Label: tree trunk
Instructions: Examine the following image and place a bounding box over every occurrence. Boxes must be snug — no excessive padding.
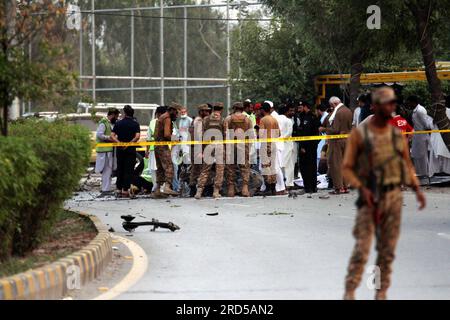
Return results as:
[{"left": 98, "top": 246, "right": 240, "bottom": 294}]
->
[
  {"left": 349, "top": 52, "right": 364, "bottom": 111},
  {"left": 410, "top": 1, "right": 450, "bottom": 151},
  {"left": 1, "top": 0, "right": 17, "bottom": 136}
]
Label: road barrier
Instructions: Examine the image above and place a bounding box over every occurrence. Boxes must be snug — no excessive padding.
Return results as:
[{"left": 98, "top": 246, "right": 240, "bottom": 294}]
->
[{"left": 96, "top": 129, "right": 450, "bottom": 148}]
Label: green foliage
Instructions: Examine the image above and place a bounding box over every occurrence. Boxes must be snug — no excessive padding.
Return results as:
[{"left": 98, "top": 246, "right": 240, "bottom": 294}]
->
[
  {"left": 402, "top": 81, "right": 450, "bottom": 108},
  {"left": 0, "top": 1, "right": 78, "bottom": 135},
  {"left": 231, "top": 17, "right": 319, "bottom": 103},
  {"left": 2, "top": 120, "right": 91, "bottom": 257},
  {"left": 0, "top": 137, "right": 44, "bottom": 261}
]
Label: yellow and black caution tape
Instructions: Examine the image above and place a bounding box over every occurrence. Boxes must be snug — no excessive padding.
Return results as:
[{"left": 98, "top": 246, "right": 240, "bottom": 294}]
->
[{"left": 96, "top": 129, "right": 450, "bottom": 148}]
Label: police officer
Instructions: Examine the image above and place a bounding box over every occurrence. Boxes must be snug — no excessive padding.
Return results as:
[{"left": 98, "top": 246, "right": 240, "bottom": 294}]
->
[
  {"left": 297, "top": 102, "right": 321, "bottom": 195},
  {"left": 225, "top": 102, "right": 253, "bottom": 197},
  {"left": 195, "top": 103, "right": 225, "bottom": 199}
]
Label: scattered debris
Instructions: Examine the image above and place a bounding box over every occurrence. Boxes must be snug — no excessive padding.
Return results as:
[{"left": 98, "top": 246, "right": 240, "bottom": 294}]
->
[
  {"left": 108, "top": 227, "right": 115, "bottom": 233},
  {"left": 170, "top": 205, "right": 182, "bottom": 208},
  {"left": 97, "top": 287, "right": 109, "bottom": 292},
  {"left": 264, "top": 211, "right": 292, "bottom": 216},
  {"left": 206, "top": 212, "right": 219, "bottom": 216},
  {"left": 319, "top": 195, "right": 330, "bottom": 200},
  {"left": 121, "top": 215, "right": 180, "bottom": 232},
  {"left": 289, "top": 190, "right": 306, "bottom": 198},
  {"left": 112, "top": 246, "right": 119, "bottom": 251}
]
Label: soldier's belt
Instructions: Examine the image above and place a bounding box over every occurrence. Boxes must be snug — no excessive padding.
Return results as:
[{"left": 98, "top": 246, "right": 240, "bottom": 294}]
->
[{"left": 97, "top": 129, "right": 450, "bottom": 148}]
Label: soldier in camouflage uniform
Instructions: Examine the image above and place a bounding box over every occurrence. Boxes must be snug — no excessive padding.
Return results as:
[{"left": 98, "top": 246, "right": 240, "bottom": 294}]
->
[
  {"left": 153, "top": 104, "right": 180, "bottom": 197},
  {"left": 189, "top": 104, "right": 211, "bottom": 197},
  {"left": 342, "top": 87, "right": 426, "bottom": 300},
  {"left": 195, "top": 103, "right": 225, "bottom": 199},
  {"left": 224, "top": 102, "right": 253, "bottom": 197}
]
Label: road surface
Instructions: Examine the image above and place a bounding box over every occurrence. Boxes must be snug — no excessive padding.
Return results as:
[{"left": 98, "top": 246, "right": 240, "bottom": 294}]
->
[{"left": 67, "top": 189, "right": 450, "bottom": 300}]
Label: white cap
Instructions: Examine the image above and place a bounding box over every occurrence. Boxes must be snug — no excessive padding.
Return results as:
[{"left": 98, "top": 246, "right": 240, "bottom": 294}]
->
[
  {"left": 245, "top": 99, "right": 251, "bottom": 103},
  {"left": 264, "top": 100, "right": 274, "bottom": 108}
]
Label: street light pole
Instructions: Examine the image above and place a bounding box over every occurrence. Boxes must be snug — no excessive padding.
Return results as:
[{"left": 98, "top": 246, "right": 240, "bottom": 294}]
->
[
  {"left": 160, "top": 0, "right": 165, "bottom": 106},
  {"left": 91, "top": 0, "right": 96, "bottom": 102}
]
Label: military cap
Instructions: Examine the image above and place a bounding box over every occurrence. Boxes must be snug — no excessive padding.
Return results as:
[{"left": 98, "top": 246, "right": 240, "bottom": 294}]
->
[
  {"left": 212, "top": 102, "right": 224, "bottom": 110},
  {"left": 372, "top": 87, "right": 397, "bottom": 105},
  {"left": 168, "top": 102, "right": 183, "bottom": 111},
  {"left": 197, "top": 104, "right": 211, "bottom": 111}
]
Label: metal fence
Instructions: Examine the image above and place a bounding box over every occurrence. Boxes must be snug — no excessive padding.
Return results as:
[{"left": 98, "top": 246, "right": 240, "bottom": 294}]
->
[{"left": 75, "top": 1, "right": 263, "bottom": 112}]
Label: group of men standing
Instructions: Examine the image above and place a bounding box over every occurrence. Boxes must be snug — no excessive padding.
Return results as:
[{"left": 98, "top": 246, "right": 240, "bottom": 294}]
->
[{"left": 94, "top": 87, "right": 434, "bottom": 300}]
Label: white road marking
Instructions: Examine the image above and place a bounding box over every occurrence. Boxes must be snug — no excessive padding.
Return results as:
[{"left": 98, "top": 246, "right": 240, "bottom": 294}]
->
[
  {"left": 93, "top": 235, "right": 148, "bottom": 300},
  {"left": 437, "top": 233, "right": 450, "bottom": 240}
]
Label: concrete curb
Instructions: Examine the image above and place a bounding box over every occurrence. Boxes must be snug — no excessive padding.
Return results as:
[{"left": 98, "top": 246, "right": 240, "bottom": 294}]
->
[{"left": 0, "top": 212, "right": 112, "bottom": 300}]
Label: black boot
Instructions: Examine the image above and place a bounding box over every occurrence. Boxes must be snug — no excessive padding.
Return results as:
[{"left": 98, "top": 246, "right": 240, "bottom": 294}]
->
[{"left": 189, "top": 185, "right": 197, "bottom": 198}]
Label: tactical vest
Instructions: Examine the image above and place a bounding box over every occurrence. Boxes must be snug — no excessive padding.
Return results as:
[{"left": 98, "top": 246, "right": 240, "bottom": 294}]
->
[
  {"left": 148, "top": 118, "right": 157, "bottom": 151},
  {"left": 356, "top": 122, "right": 411, "bottom": 189},
  {"left": 155, "top": 112, "right": 172, "bottom": 142},
  {"left": 229, "top": 113, "right": 249, "bottom": 132},
  {"left": 141, "top": 158, "right": 152, "bottom": 183},
  {"left": 204, "top": 113, "right": 224, "bottom": 132},
  {"left": 96, "top": 118, "right": 113, "bottom": 153}
]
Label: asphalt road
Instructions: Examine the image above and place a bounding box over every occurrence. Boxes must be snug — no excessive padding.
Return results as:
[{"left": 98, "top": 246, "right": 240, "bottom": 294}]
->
[{"left": 67, "top": 189, "right": 450, "bottom": 300}]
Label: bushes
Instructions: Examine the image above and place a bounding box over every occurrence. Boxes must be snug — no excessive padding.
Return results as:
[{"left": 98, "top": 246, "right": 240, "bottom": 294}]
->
[
  {"left": 0, "top": 137, "right": 44, "bottom": 261},
  {"left": 0, "top": 120, "right": 91, "bottom": 260}
]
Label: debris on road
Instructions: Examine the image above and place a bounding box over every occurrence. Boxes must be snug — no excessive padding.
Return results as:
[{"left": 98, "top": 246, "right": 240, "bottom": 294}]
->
[
  {"left": 288, "top": 190, "right": 306, "bottom": 198},
  {"left": 206, "top": 212, "right": 219, "bottom": 216},
  {"left": 121, "top": 215, "right": 180, "bottom": 232}
]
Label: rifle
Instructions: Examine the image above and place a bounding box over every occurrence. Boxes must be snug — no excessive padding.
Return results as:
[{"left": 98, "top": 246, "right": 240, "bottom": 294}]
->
[{"left": 121, "top": 215, "right": 180, "bottom": 232}]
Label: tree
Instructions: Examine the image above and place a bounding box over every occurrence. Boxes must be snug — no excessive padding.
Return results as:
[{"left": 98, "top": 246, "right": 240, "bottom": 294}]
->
[
  {"left": 0, "top": 0, "right": 77, "bottom": 136},
  {"left": 405, "top": 0, "right": 450, "bottom": 150},
  {"left": 230, "top": 16, "right": 320, "bottom": 103},
  {"left": 262, "top": 0, "right": 411, "bottom": 110}
]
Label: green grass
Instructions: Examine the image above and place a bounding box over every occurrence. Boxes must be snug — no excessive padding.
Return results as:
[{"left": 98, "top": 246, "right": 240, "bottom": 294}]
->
[{"left": 0, "top": 210, "right": 97, "bottom": 278}]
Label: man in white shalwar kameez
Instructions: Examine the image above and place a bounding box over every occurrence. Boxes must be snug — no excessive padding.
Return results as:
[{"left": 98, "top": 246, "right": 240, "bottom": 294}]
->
[
  {"left": 95, "top": 109, "right": 120, "bottom": 196},
  {"left": 428, "top": 108, "right": 450, "bottom": 177},
  {"left": 278, "top": 106, "right": 296, "bottom": 188},
  {"left": 268, "top": 101, "right": 286, "bottom": 194},
  {"left": 407, "top": 96, "right": 431, "bottom": 177}
]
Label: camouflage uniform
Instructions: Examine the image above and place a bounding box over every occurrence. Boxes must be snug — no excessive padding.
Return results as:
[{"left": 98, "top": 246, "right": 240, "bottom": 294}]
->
[
  {"left": 196, "top": 109, "right": 225, "bottom": 198},
  {"left": 345, "top": 189, "right": 403, "bottom": 294},
  {"left": 155, "top": 112, "right": 175, "bottom": 187},
  {"left": 189, "top": 115, "right": 205, "bottom": 187},
  {"left": 225, "top": 112, "right": 253, "bottom": 197},
  {"left": 343, "top": 119, "right": 420, "bottom": 299}
]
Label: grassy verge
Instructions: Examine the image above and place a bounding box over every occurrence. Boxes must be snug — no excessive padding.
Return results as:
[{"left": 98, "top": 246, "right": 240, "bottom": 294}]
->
[{"left": 0, "top": 210, "right": 97, "bottom": 278}]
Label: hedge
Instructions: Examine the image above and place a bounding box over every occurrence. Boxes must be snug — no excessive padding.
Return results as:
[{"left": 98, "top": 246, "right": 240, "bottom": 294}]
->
[
  {"left": 0, "top": 137, "right": 44, "bottom": 261},
  {"left": 0, "top": 120, "right": 91, "bottom": 260}
]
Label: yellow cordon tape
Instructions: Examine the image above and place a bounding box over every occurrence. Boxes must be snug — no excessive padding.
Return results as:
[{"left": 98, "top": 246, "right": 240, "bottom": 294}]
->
[{"left": 96, "top": 129, "right": 450, "bottom": 148}]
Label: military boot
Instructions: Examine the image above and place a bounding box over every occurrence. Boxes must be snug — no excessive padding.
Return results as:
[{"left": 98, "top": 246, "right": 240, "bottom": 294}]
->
[
  {"left": 163, "top": 183, "right": 179, "bottom": 196},
  {"left": 227, "top": 185, "right": 235, "bottom": 198},
  {"left": 241, "top": 184, "right": 250, "bottom": 197},
  {"left": 213, "top": 187, "right": 222, "bottom": 199},
  {"left": 343, "top": 291, "right": 355, "bottom": 300},
  {"left": 375, "top": 290, "right": 387, "bottom": 300},
  {"left": 195, "top": 188, "right": 204, "bottom": 200},
  {"left": 189, "top": 185, "right": 197, "bottom": 198},
  {"left": 150, "top": 188, "right": 168, "bottom": 199}
]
